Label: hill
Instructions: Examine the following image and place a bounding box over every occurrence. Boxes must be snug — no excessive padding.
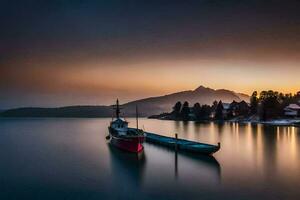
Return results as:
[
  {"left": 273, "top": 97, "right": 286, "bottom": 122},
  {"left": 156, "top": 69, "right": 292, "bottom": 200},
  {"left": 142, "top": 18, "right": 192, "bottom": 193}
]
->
[
  {"left": 121, "top": 86, "right": 249, "bottom": 116},
  {"left": 0, "top": 86, "right": 249, "bottom": 118},
  {"left": 0, "top": 106, "right": 112, "bottom": 118}
]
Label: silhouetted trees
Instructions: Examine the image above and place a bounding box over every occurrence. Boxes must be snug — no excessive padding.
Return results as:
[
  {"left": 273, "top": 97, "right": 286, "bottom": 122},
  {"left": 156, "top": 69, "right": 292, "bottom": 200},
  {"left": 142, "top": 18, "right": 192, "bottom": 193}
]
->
[
  {"left": 193, "top": 103, "right": 201, "bottom": 119},
  {"left": 167, "top": 89, "right": 300, "bottom": 121},
  {"left": 172, "top": 101, "right": 182, "bottom": 118},
  {"left": 250, "top": 91, "right": 258, "bottom": 115},
  {"left": 248, "top": 90, "right": 300, "bottom": 120},
  {"left": 215, "top": 101, "right": 224, "bottom": 120},
  {"left": 170, "top": 101, "right": 191, "bottom": 120},
  {"left": 244, "top": 90, "right": 300, "bottom": 120},
  {"left": 193, "top": 103, "right": 212, "bottom": 120},
  {"left": 238, "top": 101, "right": 250, "bottom": 116},
  {"left": 200, "top": 105, "right": 212, "bottom": 120},
  {"left": 258, "top": 90, "right": 281, "bottom": 120},
  {"left": 212, "top": 100, "right": 218, "bottom": 111},
  {"left": 180, "top": 101, "right": 190, "bottom": 121}
]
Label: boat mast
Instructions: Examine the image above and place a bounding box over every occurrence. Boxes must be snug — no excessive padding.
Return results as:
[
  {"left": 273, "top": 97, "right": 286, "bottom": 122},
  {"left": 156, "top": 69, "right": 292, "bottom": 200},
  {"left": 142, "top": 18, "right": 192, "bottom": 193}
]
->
[
  {"left": 136, "top": 105, "right": 139, "bottom": 129},
  {"left": 115, "top": 99, "right": 120, "bottom": 119}
]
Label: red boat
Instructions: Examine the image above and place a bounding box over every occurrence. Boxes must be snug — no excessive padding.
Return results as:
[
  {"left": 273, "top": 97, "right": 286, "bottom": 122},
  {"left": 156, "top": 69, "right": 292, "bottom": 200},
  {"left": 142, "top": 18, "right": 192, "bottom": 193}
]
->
[{"left": 108, "top": 99, "right": 145, "bottom": 153}]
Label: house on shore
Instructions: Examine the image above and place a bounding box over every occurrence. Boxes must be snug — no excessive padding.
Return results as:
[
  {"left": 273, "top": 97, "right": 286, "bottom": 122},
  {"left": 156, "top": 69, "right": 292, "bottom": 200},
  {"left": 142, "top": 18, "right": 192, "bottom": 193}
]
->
[
  {"left": 284, "top": 103, "right": 300, "bottom": 118},
  {"left": 222, "top": 103, "right": 231, "bottom": 118},
  {"left": 222, "top": 101, "right": 250, "bottom": 118}
]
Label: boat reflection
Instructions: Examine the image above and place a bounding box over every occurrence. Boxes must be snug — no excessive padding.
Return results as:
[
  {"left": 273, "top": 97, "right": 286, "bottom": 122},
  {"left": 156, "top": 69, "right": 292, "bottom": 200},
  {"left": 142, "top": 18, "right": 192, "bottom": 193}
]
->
[
  {"left": 108, "top": 140, "right": 221, "bottom": 190},
  {"left": 146, "top": 143, "right": 221, "bottom": 184},
  {"left": 175, "top": 151, "right": 221, "bottom": 183},
  {"left": 108, "top": 144, "right": 146, "bottom": 188}
]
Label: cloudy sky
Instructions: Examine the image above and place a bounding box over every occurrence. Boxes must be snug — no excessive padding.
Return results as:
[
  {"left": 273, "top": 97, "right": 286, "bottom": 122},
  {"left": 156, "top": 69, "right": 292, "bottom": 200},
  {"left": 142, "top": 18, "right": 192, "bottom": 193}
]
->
[{"left": 1, "top": 0, "right": 300, "bottom": 108}]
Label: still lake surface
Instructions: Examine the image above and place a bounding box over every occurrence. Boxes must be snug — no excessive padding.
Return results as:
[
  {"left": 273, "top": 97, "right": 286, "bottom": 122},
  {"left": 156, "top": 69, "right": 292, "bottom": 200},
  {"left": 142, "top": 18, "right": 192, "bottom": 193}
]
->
[{"left": 0, "top": 118, "right": 300, "bottom": 200}]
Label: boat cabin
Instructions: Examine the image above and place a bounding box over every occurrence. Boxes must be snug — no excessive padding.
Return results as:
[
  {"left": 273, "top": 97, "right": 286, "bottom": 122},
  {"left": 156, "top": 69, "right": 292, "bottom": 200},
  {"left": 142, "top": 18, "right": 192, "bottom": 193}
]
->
[{"left": 110, "top": 118, "right": 128, "bottom": 135}]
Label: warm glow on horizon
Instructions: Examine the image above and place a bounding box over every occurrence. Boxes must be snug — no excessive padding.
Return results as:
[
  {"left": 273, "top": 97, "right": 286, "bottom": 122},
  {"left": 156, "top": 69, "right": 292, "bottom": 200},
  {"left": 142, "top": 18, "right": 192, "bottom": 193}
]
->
[
  {"left": 1, "top": 57, "right": 299, "bottom": 108},
  {"left": 1, "top": 0, "right": 300, "bottom": 108}
]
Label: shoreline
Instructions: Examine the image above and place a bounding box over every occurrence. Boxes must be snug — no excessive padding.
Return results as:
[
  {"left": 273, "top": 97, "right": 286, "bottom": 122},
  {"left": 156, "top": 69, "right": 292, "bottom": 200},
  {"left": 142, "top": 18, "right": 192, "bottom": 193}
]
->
[
  {"left": 148, "top": 117, "right": 300, "bottom": 127},
  {"left": 1, "top": 116, "right": 299, "bottom": 127}
]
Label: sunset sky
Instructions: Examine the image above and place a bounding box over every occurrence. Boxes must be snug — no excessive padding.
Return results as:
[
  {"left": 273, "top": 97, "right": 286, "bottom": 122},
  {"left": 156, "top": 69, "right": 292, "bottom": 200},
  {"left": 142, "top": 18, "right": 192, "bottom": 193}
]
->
[{"left": 1, "top": 0, "right": 300, "bottom": 108}]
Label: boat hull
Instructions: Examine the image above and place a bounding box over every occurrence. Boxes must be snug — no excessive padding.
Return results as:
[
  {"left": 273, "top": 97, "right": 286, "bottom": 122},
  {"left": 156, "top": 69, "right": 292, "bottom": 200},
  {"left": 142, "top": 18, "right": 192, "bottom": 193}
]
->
[
  {"left": 145, "top": 132, "right": 220, "bottom": 155},
  {"left": 108, "top": 127, "right": 145, "bottom": 153},
  {"left": 110, "top": 135, "right": 144, "bottom": 153}
]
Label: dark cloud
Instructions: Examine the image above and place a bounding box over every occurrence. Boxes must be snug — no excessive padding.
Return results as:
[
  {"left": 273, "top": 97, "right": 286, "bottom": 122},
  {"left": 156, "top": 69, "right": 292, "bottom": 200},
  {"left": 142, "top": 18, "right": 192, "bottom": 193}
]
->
[{"left": 1, "top": 0, "right": 300, "bottom": 63}]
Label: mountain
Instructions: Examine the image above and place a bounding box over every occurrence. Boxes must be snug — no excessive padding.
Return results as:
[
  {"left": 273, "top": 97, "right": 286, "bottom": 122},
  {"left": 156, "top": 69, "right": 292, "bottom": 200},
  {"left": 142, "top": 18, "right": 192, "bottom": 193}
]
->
[
  {"left": 122, "top": 86, "right": 249, "bottom": 116},
  {"left": 236, "top": 93, "right": 251, "bottom": 102},
  {"left": 0, "top": 86, "right": 249, "bottom": 118}
]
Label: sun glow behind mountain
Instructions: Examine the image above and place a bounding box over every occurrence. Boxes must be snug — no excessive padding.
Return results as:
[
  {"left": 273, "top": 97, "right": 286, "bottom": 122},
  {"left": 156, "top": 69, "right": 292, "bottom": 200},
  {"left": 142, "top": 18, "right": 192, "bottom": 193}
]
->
[{"left": 1, "top": 0, "right": 300, "bottom": 108}]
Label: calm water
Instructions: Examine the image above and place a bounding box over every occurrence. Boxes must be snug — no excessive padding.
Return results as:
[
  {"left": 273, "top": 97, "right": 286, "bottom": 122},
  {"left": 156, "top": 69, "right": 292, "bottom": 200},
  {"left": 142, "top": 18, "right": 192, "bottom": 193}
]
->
[{"left": 0, "top": 118, "right": 300, "bottom": 200}]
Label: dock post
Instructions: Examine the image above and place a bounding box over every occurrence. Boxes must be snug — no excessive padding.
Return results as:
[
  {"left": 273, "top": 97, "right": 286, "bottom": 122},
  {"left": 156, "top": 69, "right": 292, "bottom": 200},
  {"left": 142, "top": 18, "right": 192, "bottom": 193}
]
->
[
  {"left": 175, "top": 133, "right": 178, "bottom": 151},
  {"left": 175, "top": 146, "right": 178, "bottom": 179}
]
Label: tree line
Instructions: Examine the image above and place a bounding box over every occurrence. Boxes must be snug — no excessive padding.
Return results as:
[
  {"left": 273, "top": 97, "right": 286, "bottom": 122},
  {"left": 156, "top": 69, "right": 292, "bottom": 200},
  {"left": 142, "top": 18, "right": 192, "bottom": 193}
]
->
[
  {"left": 250, "top": 90, "right": 300, "bottom": 121},
  {"left": 171, "top": 100, "right": 245, "bottom": 121},
  {"left": 172, "top": 101, "right": 214, "bottom": 121},
  {"left": 169, "top": 90, "right": 300, "bottom": 121}
]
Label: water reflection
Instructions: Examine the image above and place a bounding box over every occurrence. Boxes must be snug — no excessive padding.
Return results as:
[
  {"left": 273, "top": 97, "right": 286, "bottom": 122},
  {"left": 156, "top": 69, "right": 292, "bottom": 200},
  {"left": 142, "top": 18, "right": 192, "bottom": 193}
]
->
[
  {"left": 108, "top": 144, "right": 146, "bottom": 188},
  {"left": 182, "top": 121, "right": 189, "bottom": 136},
  {"left": 1, "top": 118, "right": 300, "bottom": 200},
  {"left": 177, "top": 151, "right": 221, "bottom": 184},
  {"left": 215, "top": 122, "right": 225, "bottom": 134},
  {"left": 137, "top": 118, "right": 300, "bottom": 190},
  {"left": 275, "top": 126, "right": 300, "bottom": 176},
  {"left": 175, "top": 150, "right": 178, "bottom": 179},
  {"left": 146, "top": 142, "right": 221, "bottom": 183}
]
